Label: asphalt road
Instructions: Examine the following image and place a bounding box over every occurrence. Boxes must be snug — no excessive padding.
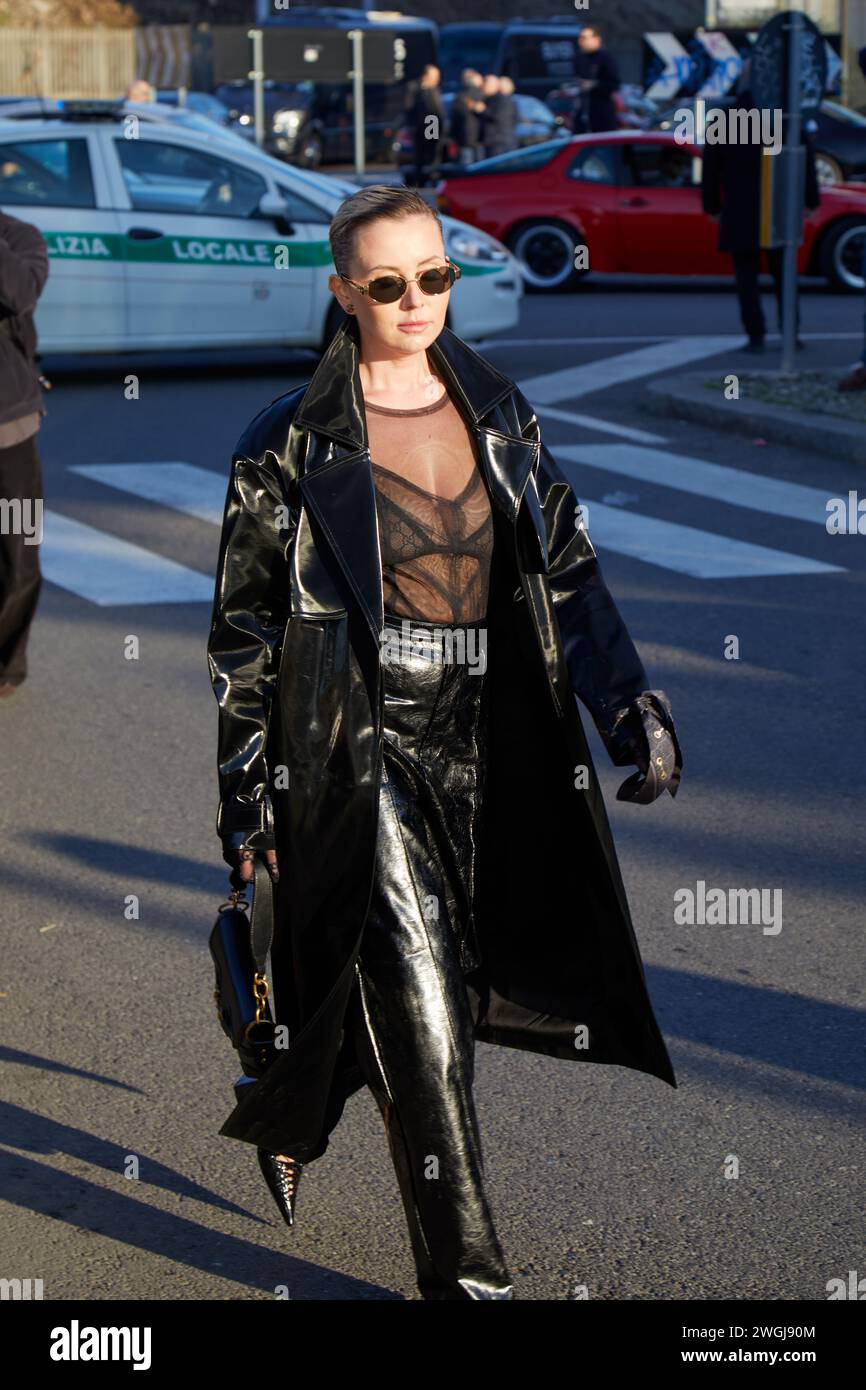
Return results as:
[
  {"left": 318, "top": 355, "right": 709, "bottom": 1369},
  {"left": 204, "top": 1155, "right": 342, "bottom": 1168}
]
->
[{"left": 1, "top": 281, "right": 864, "bottom": 1301}]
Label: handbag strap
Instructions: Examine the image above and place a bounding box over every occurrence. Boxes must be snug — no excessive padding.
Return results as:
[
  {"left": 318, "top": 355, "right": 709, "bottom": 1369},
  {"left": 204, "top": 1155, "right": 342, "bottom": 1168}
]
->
[{"left": 249, "top": 855, "right": 275, "bottom": 974}]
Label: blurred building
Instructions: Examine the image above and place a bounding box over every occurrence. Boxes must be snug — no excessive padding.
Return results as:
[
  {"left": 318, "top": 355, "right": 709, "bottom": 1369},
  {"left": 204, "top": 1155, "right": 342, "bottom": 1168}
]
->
[
  {"left": 128, "top": 1, "right": 706, "bottom": 43},
  {"left": 126, "top": 0, "right": 862, "bottom": 104}
]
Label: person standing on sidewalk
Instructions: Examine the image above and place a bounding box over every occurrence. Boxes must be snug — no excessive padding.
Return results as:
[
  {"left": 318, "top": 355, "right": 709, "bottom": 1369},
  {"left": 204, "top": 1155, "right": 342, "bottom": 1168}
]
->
[
  {"left": 0, "top": 208, "right": 49, "bottom": 699},
  {"left": 479, "top": 75, "right": 518, "bottom": 159},
  {"left": 573, "top": 24, "right": 621, "bottom": 134},
  {"left": 404, "top": 65, "right": 446, "bottom": 188},
  {"left": 701, "top": 67, "right": 820, "bottom": 353},
  {"left": 450, "top": 69, "right": 485, "bottom": 167},
  {"left": 493, "top": 76, "right": 518, "bottom": 156}
]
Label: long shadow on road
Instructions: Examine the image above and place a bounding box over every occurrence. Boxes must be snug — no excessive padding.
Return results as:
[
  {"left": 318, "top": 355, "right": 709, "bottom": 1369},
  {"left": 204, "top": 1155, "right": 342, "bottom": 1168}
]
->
[{"left": 0, "top": 1127, "right": 399, "bottom": 1299}]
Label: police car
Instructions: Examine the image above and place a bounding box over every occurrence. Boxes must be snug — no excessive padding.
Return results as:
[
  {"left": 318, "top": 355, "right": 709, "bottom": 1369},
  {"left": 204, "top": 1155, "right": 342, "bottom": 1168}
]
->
[{"left": 0, "top": 100, "right": 522, "bottom": 353}]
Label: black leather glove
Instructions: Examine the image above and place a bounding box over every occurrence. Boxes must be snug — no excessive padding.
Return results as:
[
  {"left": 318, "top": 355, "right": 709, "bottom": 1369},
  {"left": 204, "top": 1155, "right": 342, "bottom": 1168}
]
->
[{"left": 607, "top": 690, "right": 682, "bottom": 805}]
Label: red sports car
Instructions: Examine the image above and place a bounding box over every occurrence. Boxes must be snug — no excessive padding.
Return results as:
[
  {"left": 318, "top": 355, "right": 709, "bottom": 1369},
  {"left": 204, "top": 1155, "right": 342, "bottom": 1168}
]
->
[{"left": 435, "top": 130, "right": 866, "bottom": 294}]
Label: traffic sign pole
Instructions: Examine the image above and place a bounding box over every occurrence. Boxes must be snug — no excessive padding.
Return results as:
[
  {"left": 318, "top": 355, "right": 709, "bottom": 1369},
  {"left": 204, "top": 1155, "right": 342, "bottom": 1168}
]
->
[
  {"left": 349, "top": 30, "right": 366, "bottom": 179},
  {"left": 248, "top": 28, "right": 265, "bottom": 150}
]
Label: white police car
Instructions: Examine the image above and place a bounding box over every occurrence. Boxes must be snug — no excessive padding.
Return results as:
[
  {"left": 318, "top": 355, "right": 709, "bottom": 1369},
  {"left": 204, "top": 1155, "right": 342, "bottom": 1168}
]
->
[{"left": 0, "top": 100, "right": 522, "bottom": 353}]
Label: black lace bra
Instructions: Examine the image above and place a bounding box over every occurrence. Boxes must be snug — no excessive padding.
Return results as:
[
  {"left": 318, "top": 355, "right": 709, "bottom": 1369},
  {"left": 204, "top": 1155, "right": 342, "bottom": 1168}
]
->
[{"left": 365, "top": 389, "right": 494, "bottom": 625}]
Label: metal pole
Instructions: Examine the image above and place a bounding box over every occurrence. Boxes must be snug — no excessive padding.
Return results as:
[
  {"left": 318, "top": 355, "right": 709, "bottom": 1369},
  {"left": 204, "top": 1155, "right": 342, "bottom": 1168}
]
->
[
  {"left": 348, "top": 29, "right": 366, "bottom": 178},
  {"left": 693, "top": 95, "right": 707, "bottom": 186},
  {"left": 780, "top": 10, "right": 803, "bottom": 375},
  {"left": 248, "top": 27, "right": 265, "bottom": 151}
]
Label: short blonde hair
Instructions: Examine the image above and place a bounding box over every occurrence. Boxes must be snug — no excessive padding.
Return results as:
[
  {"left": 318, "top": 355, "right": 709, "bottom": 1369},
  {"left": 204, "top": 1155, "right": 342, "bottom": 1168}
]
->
[{"left": 329, "top": 184, "right": 444, "bottom": 279}]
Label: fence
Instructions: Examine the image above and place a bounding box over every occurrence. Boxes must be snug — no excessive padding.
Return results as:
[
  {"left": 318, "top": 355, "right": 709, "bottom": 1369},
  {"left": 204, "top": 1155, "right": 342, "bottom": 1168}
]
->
[{"left": 0, "top": 26, "right": 190, "bottom": 99}]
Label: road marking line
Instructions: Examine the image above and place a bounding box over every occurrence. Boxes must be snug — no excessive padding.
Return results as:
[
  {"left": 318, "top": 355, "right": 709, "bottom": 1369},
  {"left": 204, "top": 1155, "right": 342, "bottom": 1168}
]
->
[
  {"left": 536, "top": 406, "right": 666, "bottom": 446},
  {"left": 558, "top": 443, "right": 835, "bottom": 524},
  {"left": 41, "top": 510, "right": 215, "bottom": 605},
  {"left": 517, "top": 335, "right": 741, "bottom": 403},
  {"left": 70, "top": 462, "right": 227, "bottom": 526},
  {"left": 579, "top": 499, "right": 844, "bottom": 579}
]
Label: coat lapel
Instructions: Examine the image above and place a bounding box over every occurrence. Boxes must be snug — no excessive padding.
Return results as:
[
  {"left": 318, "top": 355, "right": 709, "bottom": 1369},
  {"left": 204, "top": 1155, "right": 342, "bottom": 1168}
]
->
[{"left": 295, "top": 317, "right": 542, "bottom": 649}]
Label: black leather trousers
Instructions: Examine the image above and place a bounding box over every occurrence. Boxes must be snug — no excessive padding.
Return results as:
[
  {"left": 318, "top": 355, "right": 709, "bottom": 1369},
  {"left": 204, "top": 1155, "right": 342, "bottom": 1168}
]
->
[{"left": 342, "top": 612, "right": 514, "bottom": 1301}]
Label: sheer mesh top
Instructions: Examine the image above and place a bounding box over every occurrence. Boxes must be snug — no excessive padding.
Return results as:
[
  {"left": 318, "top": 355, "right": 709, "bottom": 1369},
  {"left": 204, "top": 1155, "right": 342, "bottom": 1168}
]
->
[{"left": 365, "top": 388, "right": 494, "bottom": 624}]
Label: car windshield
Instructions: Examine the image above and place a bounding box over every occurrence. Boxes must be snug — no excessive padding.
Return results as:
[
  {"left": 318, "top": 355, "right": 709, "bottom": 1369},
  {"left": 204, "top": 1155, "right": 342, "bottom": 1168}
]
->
[
  {"left": 465, "top": 139, "right": 565, "bottom": 174},
  {"left": 0, "top": 109, "right": 357, "bottom": 210}
]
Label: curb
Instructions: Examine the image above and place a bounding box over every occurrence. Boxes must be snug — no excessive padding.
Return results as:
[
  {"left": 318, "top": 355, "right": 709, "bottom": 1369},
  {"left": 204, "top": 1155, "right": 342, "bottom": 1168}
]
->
[{"left": 644, "top": 374, "right": 866, "bottom": 465}]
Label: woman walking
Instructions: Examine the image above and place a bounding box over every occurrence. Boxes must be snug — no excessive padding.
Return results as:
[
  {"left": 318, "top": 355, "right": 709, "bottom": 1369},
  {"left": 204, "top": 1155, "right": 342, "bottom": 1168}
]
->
[{"left": 207, "top": 185, "right": 682, "bottom": 1300}]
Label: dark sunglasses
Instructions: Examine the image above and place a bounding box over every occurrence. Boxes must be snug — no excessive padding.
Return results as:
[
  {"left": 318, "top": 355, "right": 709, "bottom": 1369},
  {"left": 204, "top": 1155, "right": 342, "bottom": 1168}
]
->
[{"left": 340, "top": 261, "right": 461, "bottom": 305}]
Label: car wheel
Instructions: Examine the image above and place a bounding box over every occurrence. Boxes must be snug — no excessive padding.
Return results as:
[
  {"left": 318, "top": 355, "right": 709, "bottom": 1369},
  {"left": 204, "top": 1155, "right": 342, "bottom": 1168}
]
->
[
  {"left": 507, "top": 221, "right": 587, "bottom": 292},
  {"left": 815, "top": 152, "right": 843, "bottom": 187},
  {"left": 819, "top": 218, "right": 866, "bottom": 293}
]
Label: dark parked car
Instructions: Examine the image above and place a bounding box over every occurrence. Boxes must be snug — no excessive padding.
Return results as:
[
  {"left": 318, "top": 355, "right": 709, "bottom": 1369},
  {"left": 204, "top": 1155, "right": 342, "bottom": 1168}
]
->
[
  {"left": 215, "top": 79, "right": 406, "bottom": 167},
  {"left": 395, "top": 91, "right": 567, "bottom": 171},
  {"left": 155, "top": 90, "right": 233, "bottom": 130},
  {"left": 652, "top": 98, "right": 866, "bottom": 188},
  {"left": 546, "top": 83, "right": 658, "bottom": 132}
]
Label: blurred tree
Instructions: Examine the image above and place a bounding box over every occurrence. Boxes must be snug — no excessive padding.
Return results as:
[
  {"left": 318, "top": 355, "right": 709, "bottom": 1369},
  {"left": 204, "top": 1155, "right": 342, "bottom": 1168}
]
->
[{"left": 0, "top": 0, "right": 138, "bottom": 25}]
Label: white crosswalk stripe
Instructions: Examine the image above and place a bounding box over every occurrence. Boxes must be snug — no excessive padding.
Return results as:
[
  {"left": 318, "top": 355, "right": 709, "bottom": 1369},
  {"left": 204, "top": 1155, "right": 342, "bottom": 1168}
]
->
[
  {"left": 556, "top": 444, "right": 834, "bottom": 526},
  {"left": 70, "top": 462, "right": 228, "bottom": 527},
  {"left": 517, "top": 336, "right": 741, "bottom": 403},
  {"left": 576, "top": 499, "right": 843, "bottom": 580},
  {"left": 41, "top": 509, "right": 215, "bottom": 606},
  {"left": 537, "top": 406, "right": 666, "bottom": 447},
  {"left": 46, "top": 332, "right": 849, "bottom": 605}
]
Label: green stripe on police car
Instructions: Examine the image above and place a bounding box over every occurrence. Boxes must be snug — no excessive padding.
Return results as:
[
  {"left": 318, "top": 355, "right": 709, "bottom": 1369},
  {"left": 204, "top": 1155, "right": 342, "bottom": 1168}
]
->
[{"left": 43, "top": 231, "right": 502, "bottom": 274}]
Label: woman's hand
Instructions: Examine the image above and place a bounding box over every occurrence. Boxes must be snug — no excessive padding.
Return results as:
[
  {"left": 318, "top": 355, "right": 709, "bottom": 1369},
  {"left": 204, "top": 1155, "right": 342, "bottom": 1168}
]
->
[
  {"left": 610, "top": 691, "right": 682, "bottom": 805},
  {"left": 221, "top": 831, "right": 279, "bottom": 892},
  {"left": 230, "top": 847, "right": 279, "bottom": 891}
]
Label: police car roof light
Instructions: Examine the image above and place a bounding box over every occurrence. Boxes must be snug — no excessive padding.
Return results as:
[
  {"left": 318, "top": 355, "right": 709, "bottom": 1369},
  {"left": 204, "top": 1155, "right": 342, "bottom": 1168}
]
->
[{"left": 57, "top": 99, "right": 125, "bottom": 121}]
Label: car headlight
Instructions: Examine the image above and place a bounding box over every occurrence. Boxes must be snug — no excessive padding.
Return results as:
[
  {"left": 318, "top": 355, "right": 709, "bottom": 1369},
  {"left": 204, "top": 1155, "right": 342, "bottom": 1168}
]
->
[
  {"left": 273, "top": 108, "right": 303, "bottom": 135},
  {"left": 446, "top": 228, "right": 509, "bottom": 263}
]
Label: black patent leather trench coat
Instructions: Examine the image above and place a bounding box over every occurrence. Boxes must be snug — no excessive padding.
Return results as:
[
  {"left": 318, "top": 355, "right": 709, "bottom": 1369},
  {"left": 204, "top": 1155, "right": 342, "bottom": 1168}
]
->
[{"left": 207, "top": 316, "right": 677, "bottom": 1160}]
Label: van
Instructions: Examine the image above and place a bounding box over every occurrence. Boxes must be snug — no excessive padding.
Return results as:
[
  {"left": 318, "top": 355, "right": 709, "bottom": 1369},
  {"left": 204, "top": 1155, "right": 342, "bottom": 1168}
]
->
[{"left": 438, "top": 17, "right": 585, "bottom": 101}]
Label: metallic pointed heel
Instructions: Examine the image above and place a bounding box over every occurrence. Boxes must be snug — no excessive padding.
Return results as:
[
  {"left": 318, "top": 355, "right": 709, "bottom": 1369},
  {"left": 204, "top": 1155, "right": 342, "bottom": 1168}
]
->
[{"left": 257, "top": 1148, "right": 304, "bottom": 1227}]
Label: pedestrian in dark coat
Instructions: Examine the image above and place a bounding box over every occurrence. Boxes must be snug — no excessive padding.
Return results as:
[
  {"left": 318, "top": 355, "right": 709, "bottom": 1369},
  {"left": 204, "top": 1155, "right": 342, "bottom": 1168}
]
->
[
  {"left": 207, "top": 184, "right": 682, "bottom": 1299},
  {"left": 701, "top": 86, "right": 820, "bottom": 351},
  {"left": 450, "top": 68, "right": 485, "bottom": 166},
  {"left": 574, "top": 24, "right": 621, "bottom": 134},
  {"left": 479, "top": 74, "right": 516, "bottom": 159},
  {"left": 495, "top": 75, "right": 518, "bottom": 153},
  {"left": 0, "top": 208, "right": 49, "bottom": 698},
  {"left": 404, "top": 64, "right": 446, "bottom": 187}
]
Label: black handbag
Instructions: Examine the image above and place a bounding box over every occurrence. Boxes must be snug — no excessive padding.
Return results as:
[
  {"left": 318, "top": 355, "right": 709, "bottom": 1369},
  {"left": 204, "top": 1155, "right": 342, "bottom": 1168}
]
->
[{"left": 209, "top": 856, "right": 279, "bottom": 1079}]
